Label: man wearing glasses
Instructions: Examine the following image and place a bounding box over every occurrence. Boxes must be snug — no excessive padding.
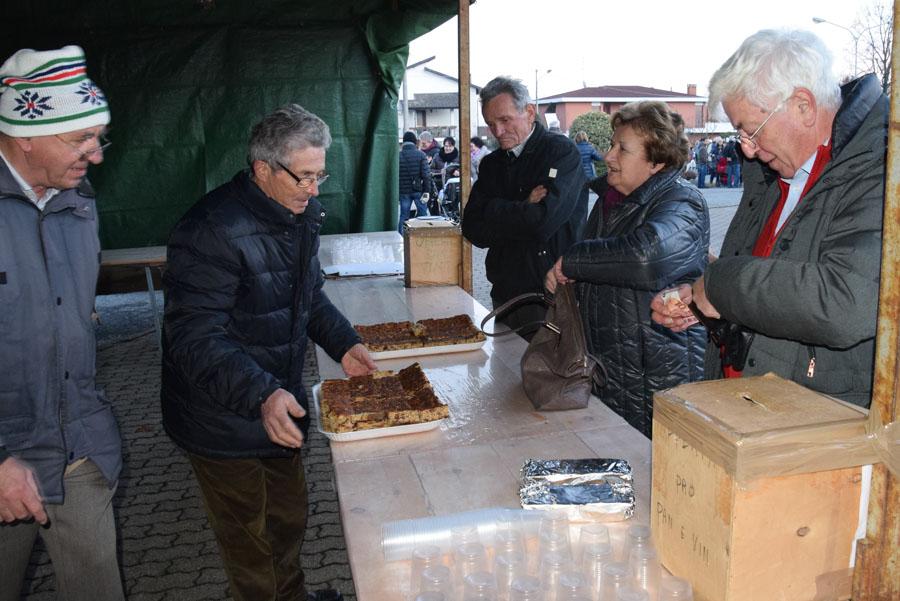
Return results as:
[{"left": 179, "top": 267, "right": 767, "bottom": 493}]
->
[
  {"left": 162, "top": 104, "right": 375, "bottom": 601},
  {"left": 651, "top": 28, "right": 886, "bottom": 409},
  {"left": 0, "top": 46, "right": 125, "bottom": 599}
]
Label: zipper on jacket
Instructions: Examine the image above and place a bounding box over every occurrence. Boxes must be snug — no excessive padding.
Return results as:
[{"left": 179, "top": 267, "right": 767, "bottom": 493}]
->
[
  {"left": 806, "top": 346, "right": 816, "bottom": 378},
  {"left": 36, "top": 207, "right": 71, "bottom": 478}
]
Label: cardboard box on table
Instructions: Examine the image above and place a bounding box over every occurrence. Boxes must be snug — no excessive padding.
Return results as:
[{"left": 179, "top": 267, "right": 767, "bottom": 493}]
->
[
  {"left": 651, "top": 374, "right": 874, "bottom": 601},
  {"left": 403, "top": 218, "right": 461, "bottom": 287}
]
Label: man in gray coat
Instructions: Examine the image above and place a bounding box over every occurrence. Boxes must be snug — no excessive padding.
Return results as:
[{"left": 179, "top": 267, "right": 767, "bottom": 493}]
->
[
  {"left": 651, "top": 29, "right": 886, "bottom": 408},
  {"left": 0, "top": 46, "right": 124, "bottom": 600}
]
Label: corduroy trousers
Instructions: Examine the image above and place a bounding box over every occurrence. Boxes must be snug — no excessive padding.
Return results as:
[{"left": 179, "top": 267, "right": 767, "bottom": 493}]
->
[{"left": 189, "top": 453, "right": 309, "bottom": 601}]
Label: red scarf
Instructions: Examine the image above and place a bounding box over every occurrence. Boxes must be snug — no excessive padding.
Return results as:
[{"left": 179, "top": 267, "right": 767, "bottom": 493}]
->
[{"left": 724, "top": 141, "right": 833, "bottom": 378}]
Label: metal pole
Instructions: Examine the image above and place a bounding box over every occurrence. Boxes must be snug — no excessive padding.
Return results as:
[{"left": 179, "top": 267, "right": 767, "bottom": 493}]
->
[{"left": 401, "top": 71, "right": 409, "bottom": 134}]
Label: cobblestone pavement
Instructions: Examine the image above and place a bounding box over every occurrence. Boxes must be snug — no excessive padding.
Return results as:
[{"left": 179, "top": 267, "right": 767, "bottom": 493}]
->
[{"left": 19, "top": 185, "right": 740, "bottom": 600}]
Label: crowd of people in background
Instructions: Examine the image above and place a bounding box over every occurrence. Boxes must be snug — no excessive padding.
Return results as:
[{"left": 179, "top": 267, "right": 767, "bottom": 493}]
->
[{"left": 690, "top": 135, "right": 742, "bottom": 188}]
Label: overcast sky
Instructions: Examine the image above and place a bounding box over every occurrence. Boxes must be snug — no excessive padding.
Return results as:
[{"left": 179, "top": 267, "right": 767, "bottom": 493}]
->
[{"left": 409, "top": 0, "right": 886, "bottom": 100}]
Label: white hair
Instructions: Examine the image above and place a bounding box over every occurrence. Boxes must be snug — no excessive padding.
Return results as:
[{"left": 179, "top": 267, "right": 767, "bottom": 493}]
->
[{"left": 708, "top": 29, "right": 841, "bottom": 120}]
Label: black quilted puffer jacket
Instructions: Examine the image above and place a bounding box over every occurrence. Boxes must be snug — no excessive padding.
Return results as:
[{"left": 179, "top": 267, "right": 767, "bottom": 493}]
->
[
  {"left": 562, "top": 168, "right": 709, "bottom": 437},
  {"left": 161, "top": 170, "right": 360, "bottom": 458}
]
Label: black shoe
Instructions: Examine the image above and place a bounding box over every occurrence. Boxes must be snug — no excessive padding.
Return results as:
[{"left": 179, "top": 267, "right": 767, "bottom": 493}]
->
[{"left": 307, "top": 589, "right": 343, "bottom": 601}]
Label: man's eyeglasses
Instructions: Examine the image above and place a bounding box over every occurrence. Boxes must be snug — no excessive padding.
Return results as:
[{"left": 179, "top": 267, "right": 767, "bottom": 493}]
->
[
  {"left": 56, "top": 133, "right": 112, "bottom": 159},
  {"left": 276, "top": 161, "right": 329, "bottom": 189},
  {"left": 737, "top": 99, "right": 785, "bottom": 150}
]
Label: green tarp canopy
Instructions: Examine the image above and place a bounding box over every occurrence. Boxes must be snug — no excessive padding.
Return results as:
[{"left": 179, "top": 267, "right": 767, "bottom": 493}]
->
[{"left": 3, "top": 1, "right": 459, "bottom": 248}]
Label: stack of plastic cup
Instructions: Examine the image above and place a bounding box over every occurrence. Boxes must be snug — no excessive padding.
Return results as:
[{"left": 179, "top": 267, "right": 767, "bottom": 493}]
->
[
  {"left": 539, "top": 511, "right": 571, "bottom": 554},
  {"left": 494, "top": 551, "right": 527, "bottom": 601},
  {"left": 629, "top": 545, "right": 660, "bottom": 597},
  {"left": 615, "top": 585, "right": 649, "bottom": 601},
  {"left": 555, "top": 570, "right": 589, "bottom": 600},
  {"left": 539, "top": 550, "right": 569, "bottom": 601},
  {"left": 411, "top": 545, "right": 443, "bottom": 601},
  {"left": 419, "top": 565, "right": 454, "bottom": 600},
  {"left": 581, "top": 541, "right": 613, "bottom": 601},
  {"left": 577, "top": 523, "right": 610, "bottom": 562},
  {"left": 495, "top": 524, "right": 527, "bottom": 558},
  {"left": 657, "top": 576, "right": 693, "bottom": 600},
  {"left": 414, "top": 592, "right": 446, "bottom": 601},
  {"left": 455, "top": 542, "right": 489, "bottom": 589},
  {"left": 463, "top": 571, "right": 498, "bottom": 601},
  {"left": 621, "top": 525, "right": 651, "bottom": 563},
  {"left": 599, "top": 561, "right": 630, "bottom": 601},
  {"left": 452, "top": 524, "right": 483, "bottom": 548},
  {"left": 509, "top": 575, "right": 543, "bottom": 601}
]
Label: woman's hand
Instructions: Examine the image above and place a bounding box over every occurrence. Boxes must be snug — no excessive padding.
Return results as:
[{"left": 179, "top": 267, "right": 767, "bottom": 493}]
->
[
  {"left": 545, "top": 257, "right": 572, "bottom": 293},
  {"left": 650, "top": 283, "right": 698, "bottom": 332}
]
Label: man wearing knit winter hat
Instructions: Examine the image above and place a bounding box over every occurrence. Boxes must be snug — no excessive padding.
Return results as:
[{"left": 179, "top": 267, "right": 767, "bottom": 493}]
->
[{"left": 0, "top": 45, "right": 124, "bottom": 600}]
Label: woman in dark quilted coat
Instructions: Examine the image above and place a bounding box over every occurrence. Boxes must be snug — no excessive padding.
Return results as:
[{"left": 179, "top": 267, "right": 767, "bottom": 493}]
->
[{"left": 546, "top": 101, "right": 709, "bottom": 436}]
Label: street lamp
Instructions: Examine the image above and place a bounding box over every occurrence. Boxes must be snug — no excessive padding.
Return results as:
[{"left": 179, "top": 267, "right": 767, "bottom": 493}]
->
[
  {"left": 812, "top": 16, "right": 860, "bottom": 75},
  {"left": 534, "top": 68, "right": 552, "bottom": 107}
]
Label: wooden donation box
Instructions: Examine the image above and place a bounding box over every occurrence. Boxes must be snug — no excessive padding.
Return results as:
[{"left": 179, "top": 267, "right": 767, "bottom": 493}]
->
[
  {"left": 403, "top": 218, "right": 462, "bottom": 287},
  {"left": 651, "top": 374, "right": 871, "bottom": 601}
]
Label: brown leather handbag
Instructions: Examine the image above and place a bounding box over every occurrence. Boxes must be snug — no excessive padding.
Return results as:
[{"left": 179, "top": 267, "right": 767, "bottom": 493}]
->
[{"left": 480, "top": 284, "right": 607, "bottom": 411}]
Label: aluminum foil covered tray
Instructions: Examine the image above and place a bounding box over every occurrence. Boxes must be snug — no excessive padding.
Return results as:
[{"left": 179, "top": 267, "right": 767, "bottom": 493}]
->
[{"left": 519, "top": 459, "right": 635, "bottom": 521}]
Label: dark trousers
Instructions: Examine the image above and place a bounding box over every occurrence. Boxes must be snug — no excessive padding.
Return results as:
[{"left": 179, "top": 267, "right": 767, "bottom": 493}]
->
[{"left": 189, "top": 453, "right": 309, "bottom": 601}]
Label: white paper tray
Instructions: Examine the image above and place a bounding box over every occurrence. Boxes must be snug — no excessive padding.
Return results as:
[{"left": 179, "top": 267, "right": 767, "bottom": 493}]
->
[
  {"left": 368, "top": 339, "right": 486, "bottom": 360},
  {"left": 311, "top": 383, "right": 446, "bottom": 442},
  {"left": 322, "top": 261, "right": 403, "bottom": 277}
]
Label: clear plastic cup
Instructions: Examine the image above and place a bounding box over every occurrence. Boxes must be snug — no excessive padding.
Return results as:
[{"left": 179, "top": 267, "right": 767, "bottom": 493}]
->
[
  {"left": 539, "top": 510, "right": 570, "bottom": 542},
  {"left": 539, "top": 530, "right": 572, "bottom": 561},
  {"left": 539, "top": 550, "right": 569, "bottom": 601},
  {"left": 577, "top": 523, "right": 610, "bottom": 561},
  {"left": 555, "top": 570, "right": 588, "bottom": 600},
  {"left": 455, "top": 541, "right": 489, "bottom": 588},
  {"left": 509, "top": 575, "right": 544, "bottom": 601},
  {"left": 411, "top": 545, "right": 443, "bottom": 598},
  {"left": 615, "top": 585, "right": 649, "bottom": 601},
  {"left": 414, "top": 593, "right": 446, "bottom": 601},
  {"left": 463, "top": 571, "right": 497, "bottom": 601},
  {"left": 494, "top": 550, "right": 526, "bottom": 601},
  {"left": 629, "top": 545, "right": 660, "bottom": 595},
  {"left": 495, "top": 525, "right": 527, "bottom": 559},
  {"left": 420, "top": 565, "right": 454, "bottom": 599},
  {"left": 657, "top": 575, "right": 694, "bottom": 600},
  {"left": 599, "top": 561, "right": 630, "bottom": 601},
  {"left": 452, "top": 524, "right": 482, "bottom": 548},
  {"left": 621, "top": 525, "right": 651, "bottom": 563},
  {"left": 581, "top": 541, "right": 613, "bottom": 601}
]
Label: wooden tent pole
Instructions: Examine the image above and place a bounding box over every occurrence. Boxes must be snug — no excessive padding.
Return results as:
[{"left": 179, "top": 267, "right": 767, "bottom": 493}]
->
[
  {"left": 851, "top": 2, "right": 900, "bottom": 597},
  {"left": 457, "top": 0, "right": 473, "bottom": 293}
]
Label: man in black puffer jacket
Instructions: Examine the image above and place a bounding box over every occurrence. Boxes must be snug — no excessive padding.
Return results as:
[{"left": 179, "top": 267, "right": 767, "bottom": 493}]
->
[{"left": 162, "top": 104, "right": 376, "bottom": 601}]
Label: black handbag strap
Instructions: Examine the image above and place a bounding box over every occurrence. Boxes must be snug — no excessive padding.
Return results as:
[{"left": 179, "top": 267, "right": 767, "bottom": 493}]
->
[{"left": 480, "top": 292, "right": 550, "bottom": 337}]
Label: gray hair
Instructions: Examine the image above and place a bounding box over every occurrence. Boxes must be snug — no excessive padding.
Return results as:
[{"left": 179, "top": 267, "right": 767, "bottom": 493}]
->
[
  {"left": 480, "top": 76, "right": 531, "bottom": 112},
  {"left": 248, "top": 104, "right": 331, "bottom": 166},
  {"left": 708, "top": 29, "right": 841, "bottom": 120},
  {"left": 419, "top": 130, "right": 434, "bottom": 143}
]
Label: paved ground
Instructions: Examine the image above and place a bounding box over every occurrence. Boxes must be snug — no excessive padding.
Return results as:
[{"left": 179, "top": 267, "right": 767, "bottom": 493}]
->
[{"left": 18, "top": 185, "right": 740, "bottom": 600}]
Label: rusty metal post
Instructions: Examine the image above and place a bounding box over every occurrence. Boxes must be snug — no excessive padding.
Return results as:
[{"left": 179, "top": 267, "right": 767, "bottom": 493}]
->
[
  {"left": 457, "top": 0, "right": 473, "bottom": 293},
  {"left": 851, "top": 1, "right": 900, "bottom": 597}
]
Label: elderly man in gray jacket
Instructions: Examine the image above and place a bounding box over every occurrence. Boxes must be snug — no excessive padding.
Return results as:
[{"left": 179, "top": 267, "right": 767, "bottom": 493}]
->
[
  {"left": 0, "top": 46, "right": 124, "bottom": 600},
  {"left": 651, "top": 29, "right": 886, "bottom": 409}
]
